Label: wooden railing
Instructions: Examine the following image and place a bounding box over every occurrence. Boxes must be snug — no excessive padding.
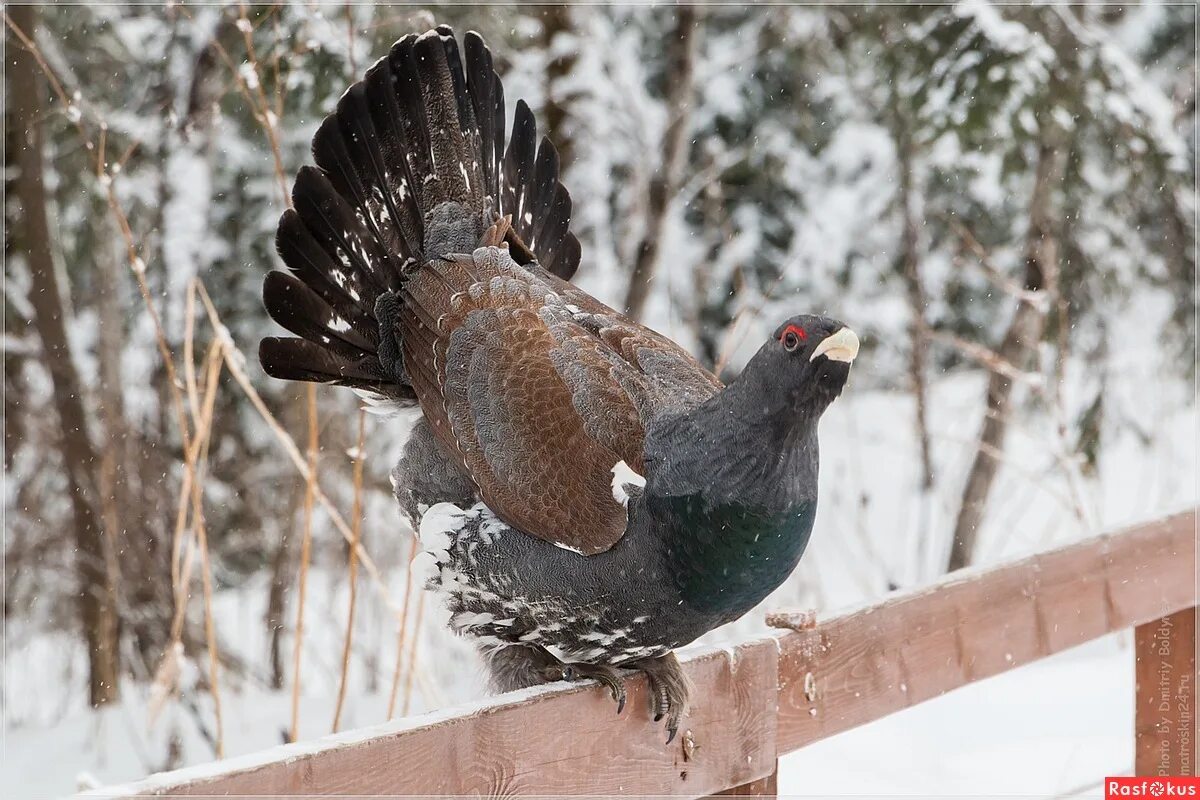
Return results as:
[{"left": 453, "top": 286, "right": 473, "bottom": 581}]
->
[{"left": 83, "top": 511, "right": 1196, "bottom": 798}]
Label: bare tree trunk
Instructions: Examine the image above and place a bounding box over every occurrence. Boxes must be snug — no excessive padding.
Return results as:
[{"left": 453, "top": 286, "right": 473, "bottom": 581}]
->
[
  {"left": 894, "top": 125, "right": 935, "bottom": 491},
  {"left": 265, "top": 507, "right": 295, "bottom": 690},
  {"left": 947, "top": 141, "right": 1061, "bottom": 572},
  {"left": 690, "top": 172, "right": 726, "bottom": 367},
  {"left": 622, "top": 7, "right": 699, "bottom": 321},
  {"left": 4, "top": 106, "right": 26, "bottom": 474},
  {"left": 10, "top": 3, "right": 121, "bottom": 705},
  {"left": 540, "top": 5, "right": 578, "bottom": 170}
]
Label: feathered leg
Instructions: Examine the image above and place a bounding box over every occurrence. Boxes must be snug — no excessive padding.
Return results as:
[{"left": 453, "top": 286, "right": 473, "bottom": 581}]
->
[
  {"left": 481, "top": 644, "right": 627, "bottom": 713},
  {"left": 480, "top": 643, "right": 563, "bottom": 692}
]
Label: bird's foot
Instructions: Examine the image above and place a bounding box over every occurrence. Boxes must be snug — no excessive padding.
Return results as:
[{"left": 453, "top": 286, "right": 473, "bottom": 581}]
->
[
  {"left": 628, "top": 651, "right": 690, "bottom": 744},
  {"left": 540, "top": 660, "right": 627, "bottom": 714}
]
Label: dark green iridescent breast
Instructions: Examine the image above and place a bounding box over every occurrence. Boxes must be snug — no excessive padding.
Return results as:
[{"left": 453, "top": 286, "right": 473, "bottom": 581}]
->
[{"left": 661, "top": 495, "right": 817, "bottom": 617}]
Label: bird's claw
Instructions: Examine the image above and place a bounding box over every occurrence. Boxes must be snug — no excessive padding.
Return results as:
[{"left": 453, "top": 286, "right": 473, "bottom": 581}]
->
[
  {"left": 544, "top": 661, "right": 627, "bottom": 715},
  {"left": 630, "top": 652, "right": 689, "bottom": 745}
]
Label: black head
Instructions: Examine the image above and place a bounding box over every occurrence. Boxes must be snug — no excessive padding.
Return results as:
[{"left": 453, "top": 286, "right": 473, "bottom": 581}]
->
[{"left": 742, "top": 314, "right": 858, "bottom": 418}]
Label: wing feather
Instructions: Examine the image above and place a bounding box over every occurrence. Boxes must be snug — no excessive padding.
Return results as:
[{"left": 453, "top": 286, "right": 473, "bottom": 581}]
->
[{"left": 399, "top": 245, "right": 720, "bottom": 553}]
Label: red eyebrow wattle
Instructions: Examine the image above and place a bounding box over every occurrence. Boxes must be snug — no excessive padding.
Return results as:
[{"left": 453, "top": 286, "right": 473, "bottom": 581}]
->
[{"left": 781, "top": 324, "right": 807, "bottom": 342}]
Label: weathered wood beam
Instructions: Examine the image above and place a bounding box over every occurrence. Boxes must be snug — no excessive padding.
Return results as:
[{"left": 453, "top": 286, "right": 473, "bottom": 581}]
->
[
  {"left": 774, "top": 511, "right": 1196, "bottom": 753},
  {"left": 86, "top": 639, "right": 778, "bottom": 798},
  {"left": 1135, "top": 606, "right": 1197, "bottom": 775},
  {"left": 711, "top": 761, "right": 779, "bottom": 797}
]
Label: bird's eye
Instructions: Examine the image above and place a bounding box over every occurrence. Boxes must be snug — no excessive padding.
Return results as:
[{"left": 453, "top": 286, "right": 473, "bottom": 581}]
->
[{"left": 781, "top": 324, "right": 806, "bottom": 352}]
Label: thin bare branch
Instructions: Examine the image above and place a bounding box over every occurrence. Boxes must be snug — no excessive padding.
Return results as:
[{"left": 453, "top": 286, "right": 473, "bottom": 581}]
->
[
  {"left": 928, "top": 328, "right": 1044, "bottom": 393},
  {"left": 948, "top": 217, "right": 1049, "bottom": 310}
]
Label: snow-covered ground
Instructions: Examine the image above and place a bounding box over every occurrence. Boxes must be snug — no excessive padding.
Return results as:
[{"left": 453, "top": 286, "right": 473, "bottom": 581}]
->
[
  {"left": 4, "top": 359, "right": 1194, "bottom": 798},
  {"left": 781, "top": 634, "right": 1133, "bottom": 799}
]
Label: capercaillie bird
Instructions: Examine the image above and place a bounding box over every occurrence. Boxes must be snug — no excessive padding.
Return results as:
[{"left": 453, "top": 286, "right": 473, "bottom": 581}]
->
[{"left": 259, "top": 26, "right": 858, "bottom": 743}]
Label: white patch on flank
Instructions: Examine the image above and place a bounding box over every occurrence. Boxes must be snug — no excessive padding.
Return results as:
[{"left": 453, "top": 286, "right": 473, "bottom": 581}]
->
[
  {"left": 410, "top": 550, "right": 441, "bottom": 586},
  {"left": 610, "top": 460, "right": 646, "bottom": 506},
  {"left": 553, "top": 541, "right": 586, "bottom": 555},
  {"left": 419, "top": 502, "right": 468, "bottom": 552},
  {"left": 450, "top": 611, "right": 495, "bottom": 632},
  {"left": 477, "top": 506, "right": 508, "bottom": 543}
]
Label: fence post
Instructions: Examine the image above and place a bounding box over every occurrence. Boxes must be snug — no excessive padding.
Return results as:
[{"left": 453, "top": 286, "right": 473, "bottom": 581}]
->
[
  {"left": 1135, "top": 606, "right": 1197, "bottom": 776},
  {"left": 710, "top": 759, "right": 779, "bottom": 797}
]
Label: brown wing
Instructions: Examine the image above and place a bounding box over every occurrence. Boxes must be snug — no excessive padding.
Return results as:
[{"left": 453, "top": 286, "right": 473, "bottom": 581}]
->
[{"left": 398, "top": 245, "right": 719, "bottom": 554}]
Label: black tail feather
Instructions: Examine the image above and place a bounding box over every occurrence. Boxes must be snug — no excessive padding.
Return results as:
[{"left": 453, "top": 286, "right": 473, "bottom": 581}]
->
[{"left": 262, "top": 26, "right": 581, "bottom": 403}]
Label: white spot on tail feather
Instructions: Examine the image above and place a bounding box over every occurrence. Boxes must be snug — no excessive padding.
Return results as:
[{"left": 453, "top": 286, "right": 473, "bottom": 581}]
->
[{"left": 611, "top": 461, "right": 646, "bottom": 506}]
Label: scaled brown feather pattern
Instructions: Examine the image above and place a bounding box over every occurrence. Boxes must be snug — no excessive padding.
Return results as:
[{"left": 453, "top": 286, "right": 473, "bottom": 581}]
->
[{"left": 399, "top": 244, "right": 719, "bottom": 554}]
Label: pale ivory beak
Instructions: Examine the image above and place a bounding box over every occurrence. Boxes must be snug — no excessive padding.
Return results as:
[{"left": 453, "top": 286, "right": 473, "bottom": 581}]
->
[{"left": 810, "top": 327, "right": 860, "bottom": 363}]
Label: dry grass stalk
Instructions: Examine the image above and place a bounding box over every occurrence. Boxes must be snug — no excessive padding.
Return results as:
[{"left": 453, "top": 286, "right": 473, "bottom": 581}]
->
[
  {"left": 155, "top": 302, "right": 226, "bottom": 756},
  {"left": 401, "top": 587, "right": 428, "bottom": 716},
  {"left": 186, "top": 2, "right": 331, "bottom": 741},
  {"left": 196, "top": 286, "right": 396, "bottom": 610},
  {"left": 234, "top": 2, "right": 292, "bottom": 208},
  {"left": 289, "top": 383, "right": 319, "bottom": 744},
  {"left": 331, "top": 409, "right": 367, "bottom": 733},
  {"left": 386, "top": 536, "right": 419, "bottom": 720},
  {"left": 191, "top": 343, "right": 226, "bottom": 757}
]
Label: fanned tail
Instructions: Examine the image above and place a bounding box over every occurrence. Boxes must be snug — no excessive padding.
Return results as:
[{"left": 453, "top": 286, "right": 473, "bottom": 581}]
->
[{"left": 260, "top": 26, "right": 580, "bottom": 402}]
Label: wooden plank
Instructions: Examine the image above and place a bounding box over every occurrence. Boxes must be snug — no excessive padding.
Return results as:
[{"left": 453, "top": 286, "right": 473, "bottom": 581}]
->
[
  {"left": 711, "top": 759, "right": 778, "bottom": 797},
  {"left": 1135, "top": 606, "right": 1197, "bottom": 776},
  {"left": 775, "top": 511, "right": 1197, "bottom": 753},
  {"left": 87, "top": 638, "right": 778, "bottom": 798},
  {"left": 82, "top": 512, "right": 1194, "bottom": 798}
]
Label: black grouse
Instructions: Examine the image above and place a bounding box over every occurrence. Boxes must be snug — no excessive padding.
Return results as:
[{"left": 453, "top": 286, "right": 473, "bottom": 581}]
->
[{"left": 259, "top": 26, "right": 858, "bottom": 742}]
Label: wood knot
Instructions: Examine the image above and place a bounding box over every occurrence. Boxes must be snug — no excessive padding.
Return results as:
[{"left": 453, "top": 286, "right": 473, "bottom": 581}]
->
[
  {"left": 681, "top": 729, "right": 698, "bottom": 762},
  {"left": 765, "top": 608, "right": 818, "bottom": 631}
]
